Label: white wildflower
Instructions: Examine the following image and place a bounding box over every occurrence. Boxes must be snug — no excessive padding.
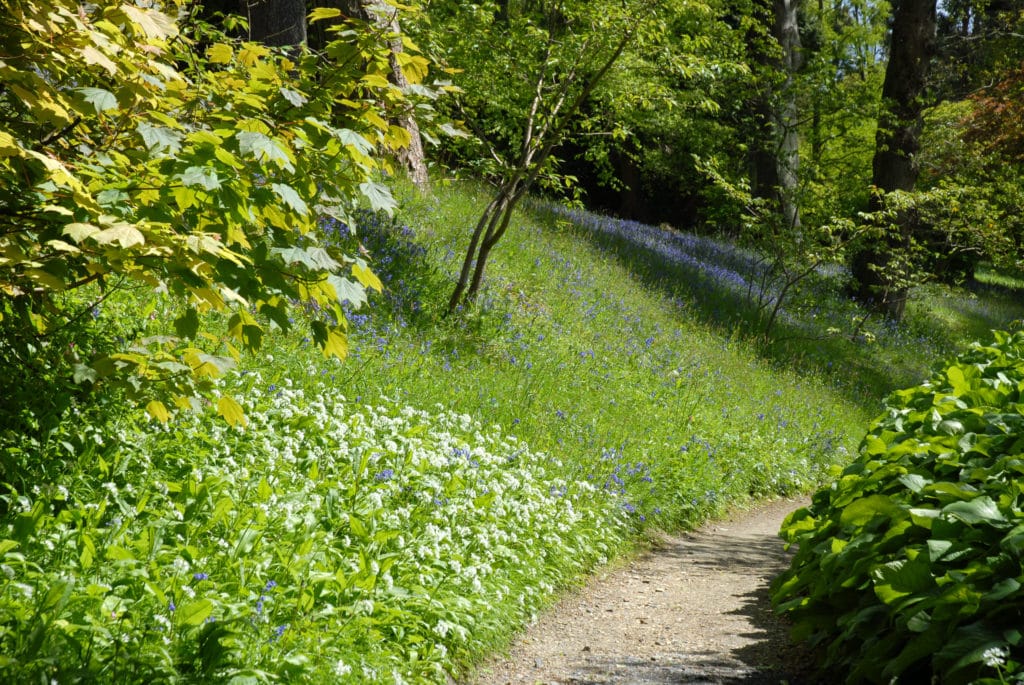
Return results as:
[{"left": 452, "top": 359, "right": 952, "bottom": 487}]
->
[{"left": 983, "top": 646, "right": 1009, "bottom": 668}]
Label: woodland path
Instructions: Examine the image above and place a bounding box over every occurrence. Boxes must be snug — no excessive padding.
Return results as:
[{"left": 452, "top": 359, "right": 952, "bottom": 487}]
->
[{"left": 468, "top": 498, "right": 817, "bottom": 685}]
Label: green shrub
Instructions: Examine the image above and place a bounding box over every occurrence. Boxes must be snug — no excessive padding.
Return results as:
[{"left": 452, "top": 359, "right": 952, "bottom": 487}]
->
[{"left": 772, "top": 329, "right": 1024, "bottom": 684}]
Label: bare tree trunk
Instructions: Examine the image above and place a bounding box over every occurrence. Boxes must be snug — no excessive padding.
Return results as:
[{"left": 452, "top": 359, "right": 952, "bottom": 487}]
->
[
  {"left": 246, "top": 0, "right": 307, "bottom": 47},
  {"left": 851, "top": 0, "right": 936, "bottom": 321},
  {"left": 774, "top": 0, "right": 802, "bottom": 230},
  {"left": 748, "top": 0, "right": 802, "bottom": 228},
  {"left": 446, "top": 27, "right": 633, "bottom": 314}
]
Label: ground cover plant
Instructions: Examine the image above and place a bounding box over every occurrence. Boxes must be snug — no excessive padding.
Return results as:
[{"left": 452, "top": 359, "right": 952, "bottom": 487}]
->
[
  {"left": 772, "top": 329, "right": 1024, "bottom": 684},
  {"left": 2, "top": 181, "right": 1023, "bottom": 683},
  {"left": 0, "top": 379, "right": 630, "bottom": 682}
]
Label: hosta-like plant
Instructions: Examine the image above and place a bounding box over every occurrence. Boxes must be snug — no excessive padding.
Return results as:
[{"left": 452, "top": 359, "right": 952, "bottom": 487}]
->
[
  {"left": 772, "top": 329, "right": 1024, "bottom": 684},
  {"left": 0, "top": 1, "right": 436, "bottom": 422}
]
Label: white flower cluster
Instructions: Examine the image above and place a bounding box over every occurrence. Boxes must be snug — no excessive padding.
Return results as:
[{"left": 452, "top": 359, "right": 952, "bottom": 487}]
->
[{"left": 3, "top": 372, "right": 631, "bottom": 682}]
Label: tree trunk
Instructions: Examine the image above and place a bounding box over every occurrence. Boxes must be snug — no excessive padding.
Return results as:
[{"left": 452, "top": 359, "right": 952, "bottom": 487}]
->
[
  {"left": 749, "top": 99, "right": 781, "bottom": 209},
  {"left": 748, "top": 0, "right": 802, "bottom": 229},
  {"left": 368, "top": 2, "right": 431, "bottom": 192},
  {"left": 617, "top": 151, "right": 641, "bottom": 220},
  {"left": 773, "top": 0, "right": 802, "bottom": 230},
  {"left": 338, "top": 1, "right": 431, "bottom": 192},
  {"left": 851, "top": 0, "right": 936, "bottom": 321},
  {"left": 246, "top": 0, "right": 308, "bottom": 47}
]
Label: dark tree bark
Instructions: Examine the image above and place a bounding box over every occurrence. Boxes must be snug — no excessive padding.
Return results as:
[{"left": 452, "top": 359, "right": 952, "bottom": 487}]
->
[
  {"left": 748, "top": 0, "right": 802, "bottom": 230},
  {"left": 246, "top": 0, "right": 308, "bottom": 47},
  {"left": 851, "top": 0, "right": 936, "bottom": 321},
  {"left": 773, "top": 0, "right": 802, "bottom": 230}
]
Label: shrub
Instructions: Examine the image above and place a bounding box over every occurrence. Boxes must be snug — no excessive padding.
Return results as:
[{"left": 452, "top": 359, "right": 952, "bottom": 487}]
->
[{"left": 772, "top": 329, "right": 1024, "bottom": 684}]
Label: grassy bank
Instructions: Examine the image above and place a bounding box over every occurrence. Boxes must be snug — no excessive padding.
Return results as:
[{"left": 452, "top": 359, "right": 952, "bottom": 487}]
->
[{"left": 2, "top": 182, "right": 1021, "bottom": 682}]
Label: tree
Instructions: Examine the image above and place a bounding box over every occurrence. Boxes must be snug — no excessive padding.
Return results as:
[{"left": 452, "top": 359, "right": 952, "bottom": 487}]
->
[
  {"left": 248, "top": 0, "right": 308, "bottom": 47},
  {"left": 850, "top": 0, "right": 936, "bottom": 320},
  {"left": 418, "top": 0, "right": 695, "bottom": 313},
  {"left": 0, "top": 0, "right": 435, "bottom": 429}
]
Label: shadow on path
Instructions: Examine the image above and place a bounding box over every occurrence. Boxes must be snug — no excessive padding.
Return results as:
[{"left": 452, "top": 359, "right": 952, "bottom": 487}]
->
[{"left": 471, "top": 499, "right": 823, "bottom": 685}]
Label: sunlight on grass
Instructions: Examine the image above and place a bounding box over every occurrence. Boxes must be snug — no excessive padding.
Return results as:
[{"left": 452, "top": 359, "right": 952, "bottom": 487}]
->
[{"left": 2, "top": 181, "right": 1022, "bottom": 682}]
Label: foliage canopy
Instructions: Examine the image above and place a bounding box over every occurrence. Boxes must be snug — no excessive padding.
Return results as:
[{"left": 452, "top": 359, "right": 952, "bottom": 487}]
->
[{"left": 0, "top": 0, "right": 437, "bottom": 424}]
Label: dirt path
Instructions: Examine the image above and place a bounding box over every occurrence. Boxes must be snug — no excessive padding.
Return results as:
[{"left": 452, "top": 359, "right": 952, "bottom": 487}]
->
[{"left": 469, "top": 498, "right": 815, "bottom": 685}]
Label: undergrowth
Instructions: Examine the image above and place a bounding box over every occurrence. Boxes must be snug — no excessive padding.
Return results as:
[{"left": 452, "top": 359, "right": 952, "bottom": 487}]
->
[{"left": 2, "top": 181, "right": 1022, "bottom": 682}]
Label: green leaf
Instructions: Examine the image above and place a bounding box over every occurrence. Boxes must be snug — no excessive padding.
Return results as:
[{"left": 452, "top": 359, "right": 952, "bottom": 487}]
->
[
  {"left": 840, "top": 494, "right": 903, "bottom": 528},
  {"left": 180, "top": 166, "right": 221, "bottom": 191},
  {"left": 92, "top": 223, "right": 145, "bottom": 248},
  {"left": 207, "top": 43, "right": 234, "bottom": 64},
  {"left": 178, "top": 598, "right": 214, "bottom": 626},
  {"left": 327, "top": 274, "right": 368, "bottom": 308},
  {"left": 274, "top": 247, "right": 340, "bottom": 271},
  {"left": 236, "top": 131, "right": 293, "bottom": 172},
  {"left": 872, "top": 556, "right": 935, "bottom": 605},
  {"left": 77, "top": 87, "right": 118, "bottom": 114},
  {"left": 121, "top": 5, "right": 179, "bottom": 40},
  {"left": 309, "top": 6, "right": 343, "bottom": 21},
  {"left": 349, "top": 515, "right": 368, "bottom": 539},
  {"left": 217, "top": 395, "right": 247, "bottom": 427},
  {"left": 926, "top": 539, "right": 953, "bottom": 562},
  {"left": 898, "top": 473, "right": 929, "bottom": 493},
  {"left": 337, "top": 128, "right": 375, "bottom": 156},
  {"left": 321, "top": 328, "right": 348, "bottom": 360},
  {"left": 984, "top": 577, "right": 1019, "bottom": 601},
  {"left": 942, "top": 496, "right": 1005, "bottom": 525},
  {"left": 146, "top": 400, "right": 171, "bottom": 423},
  {"left": 279, "top": 87, "right": 307, "bottom": 107},
  {"left": 137, "top": 122, "right": 183, "bottom": 154},
  {"left": 271, "top": 183, "right": 309, "bottom": 216},
  {"left": 73, "top": 363, "right": 98, "bottom": 384},
  {"left": 174, "top": 308, "right": 200, "bottom": 340},
  {"left": 359, "top": 181, "right": 396, "bottom": 214},
  {"left": 63, "top": 222, "right": 100, "bottom": 242},
  {"left": 946, "top": 365, "right": 970, "bottom": 395},
  {"left": 353, "top": 260, "right": 383, "bottom": 292}
]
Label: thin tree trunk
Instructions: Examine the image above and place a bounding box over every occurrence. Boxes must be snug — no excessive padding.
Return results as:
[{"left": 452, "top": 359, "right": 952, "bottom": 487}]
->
[
  {"left": 447, "top": 190, "right": 512, "bottom": 312},
  {"left": 851, "top": 0, "right": 936, "bottom": 321},
  {"left": 446, "top": 27, "right": 633, "bottom": 314},
  {"left": 464, "top": 187, "right": 525, "bottom": 302}
]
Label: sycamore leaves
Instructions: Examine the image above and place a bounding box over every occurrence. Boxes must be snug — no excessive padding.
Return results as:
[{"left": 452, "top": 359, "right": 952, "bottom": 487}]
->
[{"left": 1, "top": 1, "right": 435, "bottom": 424}]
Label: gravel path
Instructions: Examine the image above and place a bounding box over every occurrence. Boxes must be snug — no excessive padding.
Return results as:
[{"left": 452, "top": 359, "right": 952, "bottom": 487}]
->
[{"left": 468, "top": 498, "right": 816, "bottom": 685}]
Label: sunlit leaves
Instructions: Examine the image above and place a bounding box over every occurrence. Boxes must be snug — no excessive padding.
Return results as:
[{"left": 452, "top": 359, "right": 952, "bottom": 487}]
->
[
  {"left": 358, "top": 181, "right": 396, "bottom": 214},
  {"left": 1, "top": 0, "right": 442, "bottom": 421},
  {"left": 76, "top": 87, "right": 118, "bottom": 114},
  {"left": 217, "top": 395, "right": 247, "bottom": 428},
  {"left": 137, "top": 122, "right": 184, "bottom": 155},
  {"left": 270, "top": 183, "right": 308, "bottom": 216}
]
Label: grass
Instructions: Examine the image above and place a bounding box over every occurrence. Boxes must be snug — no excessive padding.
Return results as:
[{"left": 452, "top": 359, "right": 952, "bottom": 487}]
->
[{"left": 2, "top": 180, "right": 1023, "bottom": 683}]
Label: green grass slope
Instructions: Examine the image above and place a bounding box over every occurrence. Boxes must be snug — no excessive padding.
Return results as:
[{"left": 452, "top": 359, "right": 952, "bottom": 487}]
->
[{"left": 1, "top": 182, "right": 1022, "bottom": 683}]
